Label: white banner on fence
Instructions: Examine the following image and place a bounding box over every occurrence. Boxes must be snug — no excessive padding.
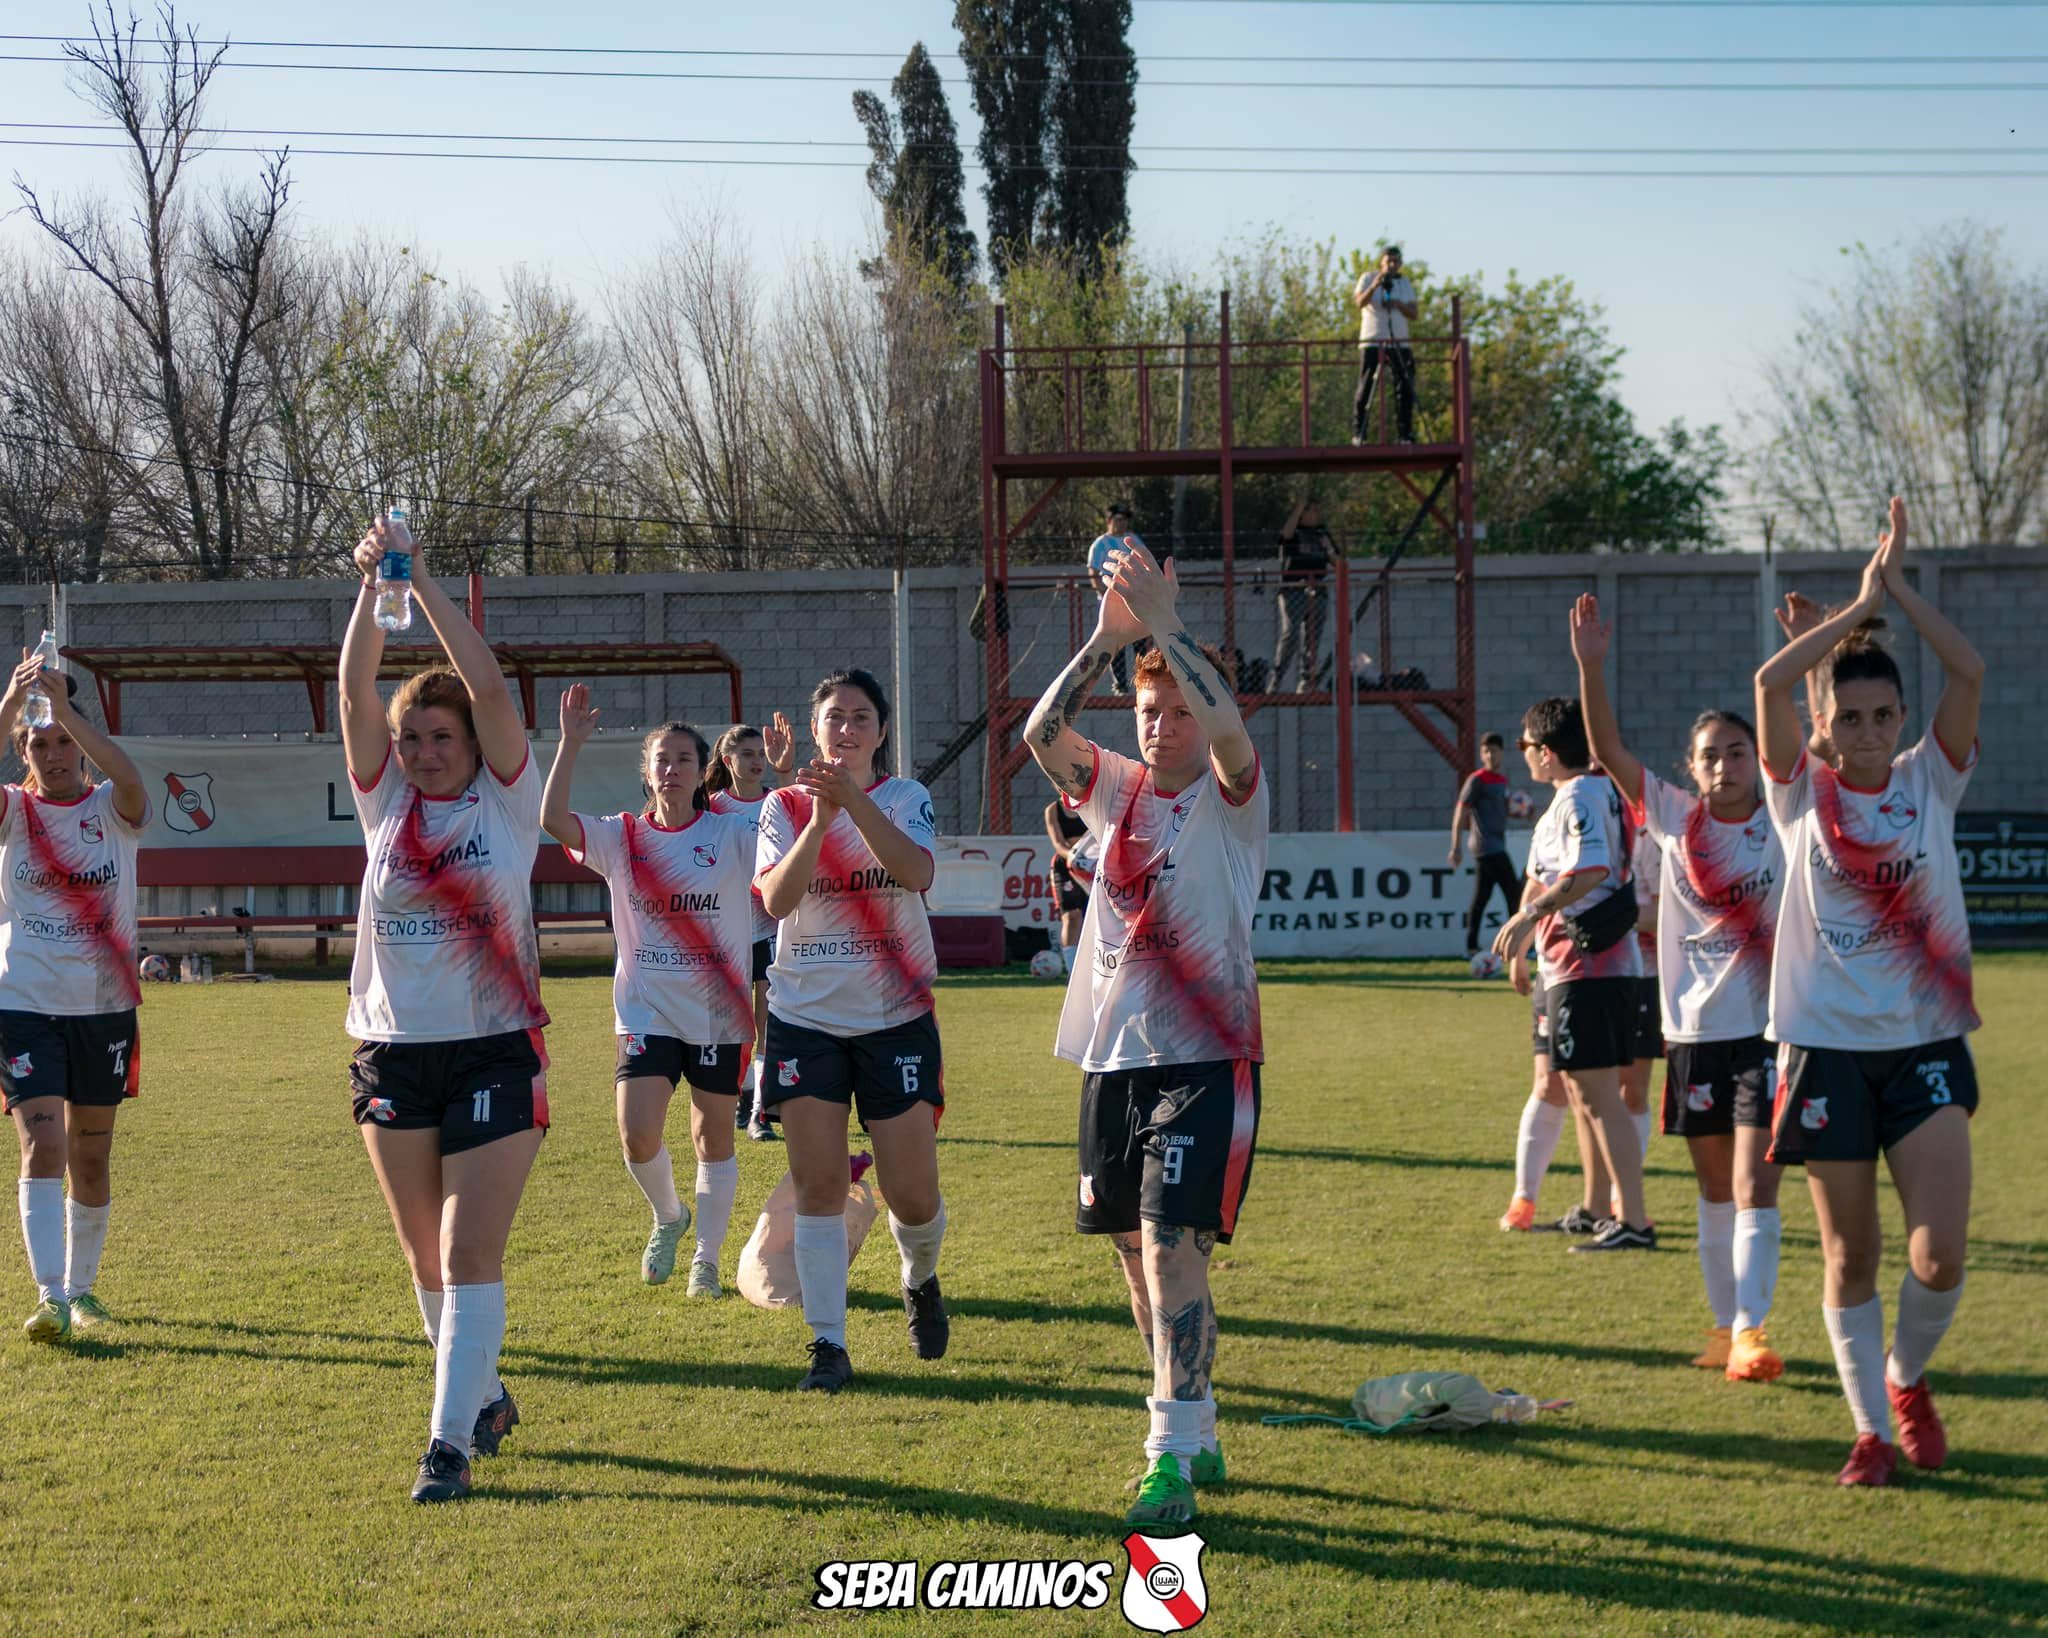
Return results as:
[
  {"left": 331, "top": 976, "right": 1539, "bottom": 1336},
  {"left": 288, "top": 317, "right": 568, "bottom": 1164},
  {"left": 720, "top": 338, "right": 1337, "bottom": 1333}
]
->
[
  {"left": 940, "top": 832, "right": 1528, "bottom": 959},
  {"left": 118, "top": 737, "right": 653, "bottom": 849}
]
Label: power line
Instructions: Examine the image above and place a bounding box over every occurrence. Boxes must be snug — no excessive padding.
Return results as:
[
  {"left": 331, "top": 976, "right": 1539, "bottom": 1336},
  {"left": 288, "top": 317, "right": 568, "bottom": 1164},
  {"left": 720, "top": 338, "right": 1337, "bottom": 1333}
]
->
[
  {"left": 6, "top": 138, "right": 2042, "bottom": 180},
  {"left": 8, "top": 122, "right": 2045, "bottom": 161},
  {"left": 4, "top": 34, "right": 2043, "bottom": 65},
  {"left": 3, "top": 52, "right": 2045, "bottom": 92}
]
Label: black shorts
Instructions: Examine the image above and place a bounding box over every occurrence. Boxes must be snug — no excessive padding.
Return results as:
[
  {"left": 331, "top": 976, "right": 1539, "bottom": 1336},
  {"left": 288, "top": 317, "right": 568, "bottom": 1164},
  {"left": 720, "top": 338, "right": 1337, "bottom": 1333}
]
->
[
  {"left": 1050, "top": 859, "right": 1090, "bottom": 914},
  {"left": 752, "top": 938, "right": 774, "bottom": 985},
  {"left": 0, "top": 1009, "right": 140, "bottom": 1111},
  {"left": 1545, "top": 977, "right": 1635, "bottom": 1074},
  {"left": 1076, "top": 1059, "right": 1261, "bottom": 1243},
  {"left": 1768, "top": 1038, "right": 1977, "bottom": 1167},
  {"left": 1631, "top": 975, "right": 1664, "bottom": 1063},
  {"left": 350, "top": 1027, "right": 550, "bottom": 1155},
  {"left": 615, "top": 1033, "right": 750, "bottom": 1095},
  {"left": 760, "top": 1010, "right": 944, "bottom": 1130},
  {"left": 1663, "top": 1035, "right": 1774, "bottom": 1138}
]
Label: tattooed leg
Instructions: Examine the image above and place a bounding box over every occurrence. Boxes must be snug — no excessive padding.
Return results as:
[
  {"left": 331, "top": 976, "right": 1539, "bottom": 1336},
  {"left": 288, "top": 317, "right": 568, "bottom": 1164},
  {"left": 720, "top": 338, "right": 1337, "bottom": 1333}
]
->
[
  {"left": 1109, "top": 1231, "right": 1153, "bottom": 1369},
  {"left": 1144, "top": 1221, "right": 1219, "bottom": 1401}
]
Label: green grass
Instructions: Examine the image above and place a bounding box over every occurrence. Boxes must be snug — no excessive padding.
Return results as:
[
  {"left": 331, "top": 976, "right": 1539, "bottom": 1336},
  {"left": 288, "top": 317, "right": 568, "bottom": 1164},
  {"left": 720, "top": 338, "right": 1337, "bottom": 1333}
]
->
[{"left": 2, "top": 956, "right": 2044, "bottom": 1635}]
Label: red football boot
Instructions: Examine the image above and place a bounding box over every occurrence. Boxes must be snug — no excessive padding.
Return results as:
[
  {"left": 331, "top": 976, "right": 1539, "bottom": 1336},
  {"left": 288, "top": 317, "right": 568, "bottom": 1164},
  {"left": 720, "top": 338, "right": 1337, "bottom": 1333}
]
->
[
  {"left": 1836, "top": 1432, "right": 1898, "bottom": 1487},
  {"left": 1886, "top": 1368, "right": 1949, "bottom": 1471}
]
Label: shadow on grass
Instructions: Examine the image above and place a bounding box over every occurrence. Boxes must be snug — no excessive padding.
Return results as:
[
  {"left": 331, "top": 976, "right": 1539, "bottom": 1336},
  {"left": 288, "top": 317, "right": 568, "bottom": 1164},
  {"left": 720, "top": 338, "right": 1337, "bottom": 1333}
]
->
[{"left": 500, "top": 1447, "right": 2048, "bottom": 1633}]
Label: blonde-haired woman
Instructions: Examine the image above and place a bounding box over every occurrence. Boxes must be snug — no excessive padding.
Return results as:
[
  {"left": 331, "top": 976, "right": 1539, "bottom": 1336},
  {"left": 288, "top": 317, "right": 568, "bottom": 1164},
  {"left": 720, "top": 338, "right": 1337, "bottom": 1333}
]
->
[{"left": 339, "top": 513, "right": 547, "bottom": 1504}]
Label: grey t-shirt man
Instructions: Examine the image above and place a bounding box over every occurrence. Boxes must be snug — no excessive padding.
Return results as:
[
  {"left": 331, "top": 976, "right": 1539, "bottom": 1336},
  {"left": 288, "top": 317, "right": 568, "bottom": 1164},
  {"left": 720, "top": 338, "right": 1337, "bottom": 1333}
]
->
[{"left": 1457, "top": 769, "right": 1510, "bottom": 857}]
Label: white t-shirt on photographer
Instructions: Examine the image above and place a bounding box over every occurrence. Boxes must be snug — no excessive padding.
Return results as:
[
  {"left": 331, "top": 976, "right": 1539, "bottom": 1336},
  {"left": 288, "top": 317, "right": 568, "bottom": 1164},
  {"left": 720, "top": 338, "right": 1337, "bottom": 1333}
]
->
[{"left": 1358, "top": 273, "right": 1415, "bottom": 342}]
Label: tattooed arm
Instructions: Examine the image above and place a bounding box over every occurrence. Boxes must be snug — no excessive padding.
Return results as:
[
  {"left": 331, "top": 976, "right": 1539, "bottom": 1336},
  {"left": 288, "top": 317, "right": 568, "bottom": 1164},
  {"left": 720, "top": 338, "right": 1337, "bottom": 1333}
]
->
[
  {"left": 1106, "top": 539, "right": 1259, "bottom": 801},
  {"left": 1022, "top": 577, "right": 1147, "bottom": 801}
]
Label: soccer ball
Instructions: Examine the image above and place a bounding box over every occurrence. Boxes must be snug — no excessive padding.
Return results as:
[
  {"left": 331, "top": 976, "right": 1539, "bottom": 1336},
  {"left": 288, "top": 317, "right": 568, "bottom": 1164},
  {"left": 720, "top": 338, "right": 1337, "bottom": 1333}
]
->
[
  {"left": 1029, "top": 949, "right": 1066, "bottom": 980},
  {"left": 139, "top": 953, "right": 173, "bottom": 983},
  {"left": 1506, "top": 789, "right": 1535, "bottom": 820},
  {"left": 1468, "top": 951, "right": 1504, "bottom": 980}
]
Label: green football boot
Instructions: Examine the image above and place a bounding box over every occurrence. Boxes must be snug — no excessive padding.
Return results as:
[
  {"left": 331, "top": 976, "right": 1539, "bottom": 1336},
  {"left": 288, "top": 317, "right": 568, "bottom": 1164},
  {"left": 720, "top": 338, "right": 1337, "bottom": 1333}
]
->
[
  {"left": 68, "top": 1292, "right": 111, "bottom": 1328},
  {"left": 641, "top": 1211, "right": 691, "bottom": 1285},
  {"left": 24, "top": 1296, "right": 70, "bottom": 1342},
  {"left": 1124, "top": 1452, "right": 1198, "bottom": 1533}
]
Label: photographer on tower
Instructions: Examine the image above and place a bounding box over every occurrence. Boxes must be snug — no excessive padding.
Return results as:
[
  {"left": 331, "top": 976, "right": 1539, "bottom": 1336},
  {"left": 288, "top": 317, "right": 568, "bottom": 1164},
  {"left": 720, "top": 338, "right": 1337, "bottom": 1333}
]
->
[{"left": 1352, "top": 245, "right": 1418, "bottom": 445}]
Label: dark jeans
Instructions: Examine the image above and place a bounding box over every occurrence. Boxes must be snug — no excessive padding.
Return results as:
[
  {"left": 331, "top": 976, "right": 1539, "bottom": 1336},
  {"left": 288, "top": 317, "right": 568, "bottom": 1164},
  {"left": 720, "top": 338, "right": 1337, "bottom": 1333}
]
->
[
  {"left": 1465, "top": 850, "right": 1521, "bottom": 953},
  {"left": 1271, "top": 585, "right": 1325, "bottom": 692},
  {"left": 1354, "top": 342, "right": 1416, "bottom": 443}
]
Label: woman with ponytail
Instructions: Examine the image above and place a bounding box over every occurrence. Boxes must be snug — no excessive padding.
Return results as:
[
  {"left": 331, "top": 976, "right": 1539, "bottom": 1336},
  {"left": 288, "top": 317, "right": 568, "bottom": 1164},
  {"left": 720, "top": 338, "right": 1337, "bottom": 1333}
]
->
[
  {"left": 542, "top": 694, "right": 761, "bottom": 1302},
  {"left": 1755, "top": 497, "right": 1985, "bottom": 1488}
]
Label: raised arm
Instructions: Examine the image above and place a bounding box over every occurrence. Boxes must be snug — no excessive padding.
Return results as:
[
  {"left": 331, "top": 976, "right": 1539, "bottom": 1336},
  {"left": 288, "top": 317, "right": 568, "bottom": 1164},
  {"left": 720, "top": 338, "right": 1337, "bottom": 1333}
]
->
[
  {"left": 1109, "top": 540, "right": 1259, "bottom": 801},
  {"left": 340, "top": 535, "right": 392, "bottom": 787},
  {"left": 541, "top": 684, "right": 598, "bottom": 851},
  {"left": 48, "top": 679, "right": 145, "bottom": 826},
  {"left": 396, "top": 523, "right": 529, "bottom": 783},
  {"left": 1022, "top": 581, "right": 1146, "bottom": 802},
  {"left": 1757, "top": 546, "right": 1885, "bottom": 779},
  {"left": 1570, "top": 594, "right": 1644, "bottom": 808},
  {"left": 1774, "top": 591, "right": 1836, "bottom": 763},
  {"left": 1876, "top": 498, "right": 1983, "bottom": 763}
]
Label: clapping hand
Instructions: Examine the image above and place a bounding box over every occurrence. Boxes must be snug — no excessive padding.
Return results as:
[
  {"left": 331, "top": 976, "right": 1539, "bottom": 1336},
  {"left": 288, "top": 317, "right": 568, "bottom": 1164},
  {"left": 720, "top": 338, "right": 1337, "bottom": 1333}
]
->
[
  {"left": 765, "top": 710, "right": 796, "bottom": 775},
  {"left": 1106, "top": 538, "right": 1180, "bottom": 634},
  {"left": 559, "top": 682, "right": 601, "bottom": 744},
  {"left": 797, "top": 755, "right": 861, "bottom": 818}
]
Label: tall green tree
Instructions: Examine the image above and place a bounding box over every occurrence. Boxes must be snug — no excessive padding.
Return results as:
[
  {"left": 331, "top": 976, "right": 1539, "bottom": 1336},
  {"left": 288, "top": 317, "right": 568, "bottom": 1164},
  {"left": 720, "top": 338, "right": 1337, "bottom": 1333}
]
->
[
  {"left": 1045, "top": 0, "right": 1136, "bottom": 280},
  {"left": 851, "top": 43, "right": 979, "bottom": 290},
  {"left": 954, "top": 1, "right": 1058, "bottom": 281}
]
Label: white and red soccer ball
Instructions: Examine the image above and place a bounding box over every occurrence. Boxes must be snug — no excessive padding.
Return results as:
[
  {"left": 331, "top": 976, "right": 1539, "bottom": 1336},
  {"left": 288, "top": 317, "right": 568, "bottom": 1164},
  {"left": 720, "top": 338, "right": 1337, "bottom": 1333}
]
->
[
  {"left": 1029, "top": 949, "right": 1065, "bottom": 980},
  {"left": 1468, "top": 951, "right": 1505, "bottom": 980}
]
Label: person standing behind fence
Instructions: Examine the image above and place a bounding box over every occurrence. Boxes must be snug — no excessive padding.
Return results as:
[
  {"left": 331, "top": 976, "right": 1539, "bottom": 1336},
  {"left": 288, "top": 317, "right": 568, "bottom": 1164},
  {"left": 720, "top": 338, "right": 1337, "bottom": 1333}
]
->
[
  {"left": 1451, "top": 733, "right": 1518, "bottom": 955},
  {"left": 338, "top": 511, "right": 547, "bottom": 1505},
  {"left": 1, "top": 661, "right": 148, "bottom": 1344},
  {"left": 1352, "top": 246, "right": 1418, "bottom": 445},
  {"left": 1270, "top": 496, "right": 1334, "bottom": 694},
  {"left": 704, "top": 716, "right": 796, "bottom": 1142}
]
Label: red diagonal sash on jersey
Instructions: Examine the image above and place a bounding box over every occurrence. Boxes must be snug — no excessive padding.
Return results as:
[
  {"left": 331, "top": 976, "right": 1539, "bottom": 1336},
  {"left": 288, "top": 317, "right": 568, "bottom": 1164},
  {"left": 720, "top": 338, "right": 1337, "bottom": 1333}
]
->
[
  {"left": 1679, "top": 802, "right": 1775, "bottom": 977},
  {"left": 21, "top": 791, "right": 138, "bottom": 1009},
  {"left": 1099, "top": 764, "right": 1260, "bottom": 1061},
  {"left": 393, "top": 787, "right": 547, "bottom": 1027},
  {"left": 622, "top": 812, "right": 754, "bottom": 1043},
  {"left": 775, "top": 789, "right": 935, "bottom": 1018}
]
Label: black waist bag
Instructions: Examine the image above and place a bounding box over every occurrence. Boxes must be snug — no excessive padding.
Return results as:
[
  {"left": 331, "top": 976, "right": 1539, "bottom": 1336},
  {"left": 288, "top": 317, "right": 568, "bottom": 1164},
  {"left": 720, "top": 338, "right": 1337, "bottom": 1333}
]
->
[{"left": 1563, "top": 879, "right": 1638, "bottom": 955}]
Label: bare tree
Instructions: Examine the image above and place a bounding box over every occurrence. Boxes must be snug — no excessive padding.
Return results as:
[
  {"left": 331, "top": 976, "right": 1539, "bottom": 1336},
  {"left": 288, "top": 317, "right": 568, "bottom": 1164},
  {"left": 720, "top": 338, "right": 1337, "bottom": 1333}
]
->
[
  {"left": 12, "top": 3, "right": 298, "bottom": 577},
  {"left": 1746, "top": 222, "right": 2048, "bottom": 548},
  {"left": 611, "top": 204, "right": 769, "bottom": 568}
]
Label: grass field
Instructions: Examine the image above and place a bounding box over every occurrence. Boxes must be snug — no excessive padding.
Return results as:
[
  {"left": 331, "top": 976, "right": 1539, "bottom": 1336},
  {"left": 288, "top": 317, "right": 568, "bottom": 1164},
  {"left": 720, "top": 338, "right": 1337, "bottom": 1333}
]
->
[{"left": 2, "top": 954, "right": 2044, "bottom": 1636}]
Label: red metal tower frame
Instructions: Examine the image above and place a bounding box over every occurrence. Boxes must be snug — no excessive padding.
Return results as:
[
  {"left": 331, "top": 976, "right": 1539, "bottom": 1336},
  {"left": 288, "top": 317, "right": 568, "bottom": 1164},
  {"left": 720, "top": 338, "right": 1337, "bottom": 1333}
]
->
[{"left": 977, "top": 291, "right": 1477, "bottom": 832}]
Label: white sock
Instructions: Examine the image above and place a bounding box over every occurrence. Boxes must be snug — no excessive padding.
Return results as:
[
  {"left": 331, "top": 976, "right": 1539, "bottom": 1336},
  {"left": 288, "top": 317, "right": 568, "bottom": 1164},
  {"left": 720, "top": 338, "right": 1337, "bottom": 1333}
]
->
[
  {"left": 1059, "top": 944, "right": 1075, "bottom": 973},
  {"left": 1632, "top": 1109, "right": 1653, "bottom": 1161},
  {"left": 1887, "top": 1272, "right": 1964, "bottom": 1389},
  {"left": 431, "top": 1282, "right": 507, "bottom": 1454},
  {"left": 748, "top": 1057, "right": 765, "bottom": 1099},
  {"left": 1144, "top": 1396, "right": 1204, "bottom": 1481},
  {"left": 1823, "top": 1296, "right": 1892, "bottom": 1440},
  {"left": 1513, "top": 1095, "right": 1567, "bottom": 1205},
  {"left": 889, "top": 1200, "right": 947, "bottom": 1289},
  {"left": 1198, "top": 1394, "right": 1219, "bottom": 1454},
  {"left": 1696, "top": 1198, "right": 1737, "bottom": 1329},
  {"left": 694, "top": 1155, "right": 739, "bottom": 1264},
  {"left": 626, "top": 1146, "right": 685, "bottom": 1225},
  {"left": 415, "top": 1282, "right": 443, "bottom": 1346},
  {"left": 64, "top": 1197, "right": 111, "bottom": 1299},
  {"left": 1732, "top": 1207, "right": 1780, "bottom": 1333},
  {"left": 793, "top": 1212, "right": 848, "bottom": 1347},
  {"left": 17, "top": 1178, "right": 65, "bottom": 1301}
]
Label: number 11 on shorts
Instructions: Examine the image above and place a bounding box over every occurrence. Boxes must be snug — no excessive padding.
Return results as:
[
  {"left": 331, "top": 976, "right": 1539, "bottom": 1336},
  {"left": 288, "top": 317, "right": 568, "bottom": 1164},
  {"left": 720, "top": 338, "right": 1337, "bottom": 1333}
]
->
[{"left": 473, "top": 1087, "right": 493, "bottom": 1125}]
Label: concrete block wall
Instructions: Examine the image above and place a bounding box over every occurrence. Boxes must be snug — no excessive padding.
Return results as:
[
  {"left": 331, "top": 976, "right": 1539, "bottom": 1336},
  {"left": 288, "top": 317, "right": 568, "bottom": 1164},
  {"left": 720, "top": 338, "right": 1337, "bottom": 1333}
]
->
[{"left": 34, "top": 548, "right": 2047, "bottom": 833}]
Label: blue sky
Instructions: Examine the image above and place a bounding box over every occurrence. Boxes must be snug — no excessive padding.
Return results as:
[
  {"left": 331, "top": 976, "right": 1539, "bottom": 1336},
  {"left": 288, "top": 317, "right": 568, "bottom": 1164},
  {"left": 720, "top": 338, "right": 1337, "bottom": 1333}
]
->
[{"left": 4, "top": 1, "right": 2045, "bottom": 546}]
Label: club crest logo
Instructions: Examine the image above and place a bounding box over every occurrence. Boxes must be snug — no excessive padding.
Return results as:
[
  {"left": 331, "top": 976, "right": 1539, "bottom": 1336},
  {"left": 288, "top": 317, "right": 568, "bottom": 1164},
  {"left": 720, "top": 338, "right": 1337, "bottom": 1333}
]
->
[
  {"left": 1686, "top": 1083, "right": 1716, "bottom": 1113},
  {"left": 624, "top": 1033, "right": 646, "bottom": 1058},
  {"left": 77, "top": 813, "right": 104, "bottom": 845},
  {"left": 778, "top": 1060, "right": 801, "bottom": 1088},
  {"left": 1079, "top": 1173, "right": 1096, "bottom": 1209},
  {"left": 693, "top": 844, "right": 718, "bottom": 868},
  {"left": 1742, "top": 821, "right": 1768, "bottom": 852},
  {"left": 1120, "top": 1530, "right": 1207, "bottom": 1632},
  {"left": 1800, "top": 1096, "right": 1830, "bottom": 1132},
  {"left": 365, "top": 1096, "right": 397, "bottom": 1124},
  {"left": 162, "top": 771, "right": 216, "bottom": 835},
  {"left": 1877, "top": 791, "right": 1918, "bottom": 831},
  {"left": 5, "top": 1053, "right": 31, "bottom": 1079}
]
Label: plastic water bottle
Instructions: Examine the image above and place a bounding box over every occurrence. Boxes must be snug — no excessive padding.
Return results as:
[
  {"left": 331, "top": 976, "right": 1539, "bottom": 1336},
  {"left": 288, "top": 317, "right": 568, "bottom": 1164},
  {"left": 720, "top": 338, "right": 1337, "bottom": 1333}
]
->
[
  {"left": 22, "top": 629, "right": 59, "bottom": 728},
  {"left": 374, "top": 504, "right": 414, "bottom": 633},
  {"left": 1491, "top": 1392, "right": 1540, "bottom": 1424}
]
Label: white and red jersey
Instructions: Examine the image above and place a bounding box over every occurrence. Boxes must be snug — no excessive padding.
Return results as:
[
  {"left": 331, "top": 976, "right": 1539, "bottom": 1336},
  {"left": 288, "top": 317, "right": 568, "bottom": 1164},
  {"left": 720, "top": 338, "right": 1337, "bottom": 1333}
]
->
[
  {"left": 570, "top": 808, "right": 756, "bottom": 1045},
  {"left": 1054, "top": 744, "right": 1269, "bottom": 1073},
  {"left": 1528, "top": 772, "right": 1641, "bottom": 985},
  {"left": 0, "top": 782, "right": 146, "bottom": 1015},
  {"left": 1633, "top": 772, "right": 1781, "bottom": 1044},
  {"left": 347, "top": 748, "right": 547, "bottom": 1044},
  {"left": 1765, "top": 735, "right": 1978, "bottom": 1051},
  {"left": 1631, "top": 829, "right": 1661, "bottom": 977},
  {"left": 706, "top": 787, "right": 777, "bottom": 946},
  {"left": 755, "top": 777, "right": 937, "bottom": 1035}
]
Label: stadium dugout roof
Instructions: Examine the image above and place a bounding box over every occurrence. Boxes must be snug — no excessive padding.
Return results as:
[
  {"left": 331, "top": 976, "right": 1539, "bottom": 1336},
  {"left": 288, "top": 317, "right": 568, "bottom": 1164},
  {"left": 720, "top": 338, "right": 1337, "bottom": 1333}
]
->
[{"left": 59, "top": 643, "right": 743, "bottom": 734}]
